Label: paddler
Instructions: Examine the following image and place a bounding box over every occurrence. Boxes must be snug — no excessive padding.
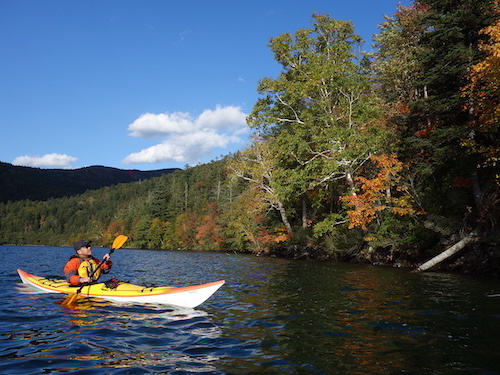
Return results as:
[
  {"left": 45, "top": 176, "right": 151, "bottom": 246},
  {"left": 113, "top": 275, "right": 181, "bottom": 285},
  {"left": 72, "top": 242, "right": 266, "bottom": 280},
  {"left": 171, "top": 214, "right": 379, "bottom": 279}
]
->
[{"left": 64, "top": 240, "right": 112, "bottom": 285}]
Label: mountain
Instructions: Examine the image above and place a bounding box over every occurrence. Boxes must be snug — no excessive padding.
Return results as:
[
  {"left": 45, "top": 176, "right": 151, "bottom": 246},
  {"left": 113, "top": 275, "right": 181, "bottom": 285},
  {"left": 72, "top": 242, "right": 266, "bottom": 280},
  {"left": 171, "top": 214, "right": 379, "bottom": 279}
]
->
[{"left": 0, "top": 162, "right": 180, "bottom": 203}]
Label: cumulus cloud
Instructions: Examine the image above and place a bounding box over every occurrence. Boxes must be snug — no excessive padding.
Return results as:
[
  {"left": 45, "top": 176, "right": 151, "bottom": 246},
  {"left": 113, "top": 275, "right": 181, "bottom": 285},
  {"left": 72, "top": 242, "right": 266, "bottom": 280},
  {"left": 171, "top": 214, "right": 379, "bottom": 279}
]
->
[
  {"left": 13, "top": 153, "right": 78, "bottom": 168},
  {"left": 195, "top": 106, "right": 247, "bottom": 133},
  {"left": 123, "top": 105, "right": 248, "bottom": 165},
  {"left": 127, "top": 112, "right": 194, "bottom": 138}
]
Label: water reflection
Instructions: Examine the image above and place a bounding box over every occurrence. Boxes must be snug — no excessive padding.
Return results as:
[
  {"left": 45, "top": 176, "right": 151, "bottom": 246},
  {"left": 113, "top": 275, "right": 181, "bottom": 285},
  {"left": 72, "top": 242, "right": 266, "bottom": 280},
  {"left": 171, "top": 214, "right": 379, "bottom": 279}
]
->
[
  {"left": 57, "top": 301, "right": 223, "bottom": 372},
  {"left": 3, "top": 294, "right": 226, "bottom": 373},
  {"left": 226, "top": 261, "right": 500, "bottom": 375},
  {"left": 3, "top": 246, "right": 500, "bottom": 374}
]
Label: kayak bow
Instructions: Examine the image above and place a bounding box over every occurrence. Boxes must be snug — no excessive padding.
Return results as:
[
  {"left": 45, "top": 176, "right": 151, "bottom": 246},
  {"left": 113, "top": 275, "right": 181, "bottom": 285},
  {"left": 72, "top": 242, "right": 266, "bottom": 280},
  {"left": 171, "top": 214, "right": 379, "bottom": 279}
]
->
[{"left": 17, "top": 269, "right": 224, "bottom": 308}]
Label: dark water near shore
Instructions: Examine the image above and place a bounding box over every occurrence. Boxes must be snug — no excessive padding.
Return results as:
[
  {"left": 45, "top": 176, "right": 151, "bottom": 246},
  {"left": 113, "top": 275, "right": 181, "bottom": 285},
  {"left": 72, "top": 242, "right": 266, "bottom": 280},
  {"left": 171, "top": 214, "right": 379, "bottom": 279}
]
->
[{"left": 0, "top": 245, "right": 499, "bottom": 374}]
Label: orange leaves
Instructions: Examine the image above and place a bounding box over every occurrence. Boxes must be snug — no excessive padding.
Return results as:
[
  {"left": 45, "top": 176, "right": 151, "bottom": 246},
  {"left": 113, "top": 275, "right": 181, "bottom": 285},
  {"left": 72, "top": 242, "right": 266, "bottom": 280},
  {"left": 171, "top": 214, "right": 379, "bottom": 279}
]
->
[
  {"left": 340, "top": 154, "right": 415, "bottom": 230},
  {"left": 272, "top": 226, "right": 294, "bottom": 243},
  {"left": 465, "top": 20, "right": 500, "bottom": 127},
  {"left": 341, "top": 194, "right": 386, "bottom": 230},
  {"left": 176, "top": 203, "right": 225, "bottom": 249},
  {"left": 415, "top": 123, "right": 437, "bottom": 138},
  {"left": 394, "top": 102, "right": 411, "bottom": 115},
  {"left": 273, "top": 233, "right": 293, "bottom": 243},
  {"left": 194, "top": 203, "right": 224, "bottom": 248},
  {"left": 462, "top": 17, "right": 500, "bottom": 171},
  {"left": 391, "top": 206, "right": 415, "bottom": 216},
  {"left": 453, "top": 176, "right": 472, "bottom": 188},
  {"left": 468, "top": 19, "right": 500, "bottom": 98}
]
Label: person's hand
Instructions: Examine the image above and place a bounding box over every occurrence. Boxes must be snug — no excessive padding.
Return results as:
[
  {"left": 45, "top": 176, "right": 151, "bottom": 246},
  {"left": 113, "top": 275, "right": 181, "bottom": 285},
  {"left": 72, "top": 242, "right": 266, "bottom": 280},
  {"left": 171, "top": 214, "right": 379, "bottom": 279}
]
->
[
  {"left": 103, "top": 253, "right": 111, "bottom": 262},
  {"left": 79, "top": 277, "right": 92, "bottom": 283}
]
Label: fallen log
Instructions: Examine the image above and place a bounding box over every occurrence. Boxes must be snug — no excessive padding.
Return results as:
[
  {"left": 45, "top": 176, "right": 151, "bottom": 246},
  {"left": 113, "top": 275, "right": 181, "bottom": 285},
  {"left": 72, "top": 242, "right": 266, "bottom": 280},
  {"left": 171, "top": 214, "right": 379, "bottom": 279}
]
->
[{"left": 414, "top": 229, "right": 479, "bottom": 272}]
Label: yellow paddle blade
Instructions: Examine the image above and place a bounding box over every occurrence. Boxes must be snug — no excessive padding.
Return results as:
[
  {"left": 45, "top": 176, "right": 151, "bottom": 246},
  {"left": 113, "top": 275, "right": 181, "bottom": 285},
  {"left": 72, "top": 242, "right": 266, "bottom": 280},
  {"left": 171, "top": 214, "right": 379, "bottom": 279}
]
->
[
  {"left": 112, "top": 235, "right": 128, "bottom": 250},
  {"left": 61, "top": 292, "right": 80, "bottom": 307}
]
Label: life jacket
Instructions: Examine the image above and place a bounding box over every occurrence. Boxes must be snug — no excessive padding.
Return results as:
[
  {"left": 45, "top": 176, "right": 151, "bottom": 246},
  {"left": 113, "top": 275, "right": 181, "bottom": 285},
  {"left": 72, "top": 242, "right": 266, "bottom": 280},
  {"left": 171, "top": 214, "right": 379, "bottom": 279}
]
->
[{"left": 76, "top": 256, "right": 102, "bottom": 281}]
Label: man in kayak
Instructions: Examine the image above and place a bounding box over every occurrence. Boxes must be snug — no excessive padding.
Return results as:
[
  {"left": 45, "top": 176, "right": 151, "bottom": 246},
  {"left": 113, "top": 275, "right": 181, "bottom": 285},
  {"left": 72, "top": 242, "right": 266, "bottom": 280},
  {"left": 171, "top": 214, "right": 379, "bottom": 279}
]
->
[{"left": 64, "top": 240, "right": 112, "bottom": 285}]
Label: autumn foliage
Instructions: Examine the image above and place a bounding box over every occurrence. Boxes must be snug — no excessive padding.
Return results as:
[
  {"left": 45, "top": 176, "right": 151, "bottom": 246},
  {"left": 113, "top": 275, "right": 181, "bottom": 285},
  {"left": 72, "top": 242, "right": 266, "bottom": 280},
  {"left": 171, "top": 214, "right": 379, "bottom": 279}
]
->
[
  {"left": 462, "top": 16, "right": 500, "bottom": 174},
  {"left": 341, "top": 154, "right": 416, "bottom": 230}
]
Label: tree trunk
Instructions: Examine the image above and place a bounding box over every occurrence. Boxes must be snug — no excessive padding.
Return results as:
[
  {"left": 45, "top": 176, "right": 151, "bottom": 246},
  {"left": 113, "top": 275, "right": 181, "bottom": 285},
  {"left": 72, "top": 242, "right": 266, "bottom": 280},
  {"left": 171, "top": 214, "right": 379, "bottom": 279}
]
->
[
  {"left": 302, "top": 197, "right": 308, "bottom": 229},
  {"left": 470, "top": 168, "right": 482, "bottom": 209},
  {"left": 415, "top": 229, "right": 479, "bottom": 272},
  {"left": 277, "top": 201, "right": 293, "bottom": 234},
  {"left": 346, "top": 171, "right": 356, "bottom": 195}
]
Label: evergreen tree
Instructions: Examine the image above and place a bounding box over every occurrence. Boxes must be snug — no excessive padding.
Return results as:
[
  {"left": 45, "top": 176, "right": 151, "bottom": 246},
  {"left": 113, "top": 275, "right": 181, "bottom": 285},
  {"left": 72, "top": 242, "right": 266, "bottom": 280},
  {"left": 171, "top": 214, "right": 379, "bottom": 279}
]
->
[{"left": 374, "top": 0, "right": 497, "bottom": 222}]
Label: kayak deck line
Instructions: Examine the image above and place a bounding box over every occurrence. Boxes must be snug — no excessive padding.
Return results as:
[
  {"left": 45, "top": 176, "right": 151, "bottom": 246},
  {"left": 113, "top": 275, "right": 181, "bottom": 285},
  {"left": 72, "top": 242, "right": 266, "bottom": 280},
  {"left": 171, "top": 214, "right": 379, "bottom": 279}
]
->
[{"left": 17, "top": 269, "right": 225, "bottom": 308}]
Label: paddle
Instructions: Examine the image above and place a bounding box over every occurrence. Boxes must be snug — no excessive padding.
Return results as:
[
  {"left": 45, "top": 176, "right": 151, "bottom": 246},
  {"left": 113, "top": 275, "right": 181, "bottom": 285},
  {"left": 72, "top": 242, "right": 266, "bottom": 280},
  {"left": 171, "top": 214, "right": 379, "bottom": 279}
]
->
[{"left": 61, "top": 235, "right": 128, "bottom": 307}]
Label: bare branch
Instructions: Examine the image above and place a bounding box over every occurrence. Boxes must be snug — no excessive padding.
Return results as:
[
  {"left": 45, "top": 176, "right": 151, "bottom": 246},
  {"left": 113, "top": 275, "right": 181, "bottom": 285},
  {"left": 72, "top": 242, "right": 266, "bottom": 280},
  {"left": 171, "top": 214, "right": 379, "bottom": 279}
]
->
[{"left": 276, "top": 94, "right": 304, "bottom": 124}]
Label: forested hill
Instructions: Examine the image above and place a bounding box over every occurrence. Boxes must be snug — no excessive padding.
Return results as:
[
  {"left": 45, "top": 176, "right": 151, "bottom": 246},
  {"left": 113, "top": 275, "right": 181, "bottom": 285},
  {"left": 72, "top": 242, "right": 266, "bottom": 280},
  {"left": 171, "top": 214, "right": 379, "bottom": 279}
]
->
[{"left": 0, "top": 162, "right": 179, "bottom": 202}]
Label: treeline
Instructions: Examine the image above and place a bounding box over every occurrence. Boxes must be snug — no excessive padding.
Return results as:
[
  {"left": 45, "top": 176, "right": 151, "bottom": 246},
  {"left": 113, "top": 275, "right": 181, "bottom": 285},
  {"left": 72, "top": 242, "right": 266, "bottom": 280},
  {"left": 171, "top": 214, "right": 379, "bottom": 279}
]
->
[
  {"left": 0, "top": 161, "right": 249, "bottom": 250},
  {"left": 1, "top": 1, "right": 498, "bottom": 273},
  {"left": 0, "top": 162, "right": 178, "bottom": 203}
]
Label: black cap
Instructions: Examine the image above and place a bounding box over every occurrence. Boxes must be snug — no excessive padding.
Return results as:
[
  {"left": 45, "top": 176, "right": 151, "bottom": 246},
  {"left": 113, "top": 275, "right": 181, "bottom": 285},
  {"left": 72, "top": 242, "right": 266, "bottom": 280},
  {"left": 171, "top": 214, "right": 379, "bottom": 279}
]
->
[{"left": 73, "top": 240, "right": 92, "bottom": 251}]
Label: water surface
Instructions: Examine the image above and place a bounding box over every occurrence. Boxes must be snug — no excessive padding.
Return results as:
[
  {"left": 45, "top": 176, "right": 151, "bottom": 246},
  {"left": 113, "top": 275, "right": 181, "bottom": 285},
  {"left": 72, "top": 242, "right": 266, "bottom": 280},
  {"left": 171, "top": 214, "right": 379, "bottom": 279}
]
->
[{"left": 1, "top": 245, "right": 499, "bottom": 374}]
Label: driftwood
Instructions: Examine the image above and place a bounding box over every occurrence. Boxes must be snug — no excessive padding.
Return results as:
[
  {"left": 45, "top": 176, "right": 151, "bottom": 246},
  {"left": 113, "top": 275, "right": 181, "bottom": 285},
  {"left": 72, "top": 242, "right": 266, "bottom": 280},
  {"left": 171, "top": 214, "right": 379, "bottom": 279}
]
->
[{"left": 415, "top": 229, "right": 479, "bottom": 272}]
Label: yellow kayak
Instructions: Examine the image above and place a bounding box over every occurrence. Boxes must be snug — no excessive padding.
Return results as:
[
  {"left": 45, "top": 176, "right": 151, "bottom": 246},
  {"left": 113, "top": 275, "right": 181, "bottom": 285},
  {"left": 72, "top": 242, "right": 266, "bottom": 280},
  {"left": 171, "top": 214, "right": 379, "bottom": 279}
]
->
[{"left": 17, "top": 269, "right": 225, "bottom": 308}]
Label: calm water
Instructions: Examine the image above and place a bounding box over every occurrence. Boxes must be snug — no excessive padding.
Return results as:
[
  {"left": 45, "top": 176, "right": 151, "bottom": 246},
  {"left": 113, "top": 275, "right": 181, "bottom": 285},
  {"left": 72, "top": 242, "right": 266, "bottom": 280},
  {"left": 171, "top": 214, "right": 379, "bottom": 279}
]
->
[{"left": 0, "top": 245, "right": 499, "bottom": 374}]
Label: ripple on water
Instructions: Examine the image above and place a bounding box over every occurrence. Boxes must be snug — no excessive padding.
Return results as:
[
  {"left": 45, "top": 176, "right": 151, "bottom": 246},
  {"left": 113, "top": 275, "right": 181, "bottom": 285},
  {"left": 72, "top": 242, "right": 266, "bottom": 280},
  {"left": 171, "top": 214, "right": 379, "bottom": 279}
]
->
[
  {"left": 0, "top": 298, "right": 231, "bottom": 374},
  {"left": 2, "top": 247, "right": 500, "bottom": 374}
]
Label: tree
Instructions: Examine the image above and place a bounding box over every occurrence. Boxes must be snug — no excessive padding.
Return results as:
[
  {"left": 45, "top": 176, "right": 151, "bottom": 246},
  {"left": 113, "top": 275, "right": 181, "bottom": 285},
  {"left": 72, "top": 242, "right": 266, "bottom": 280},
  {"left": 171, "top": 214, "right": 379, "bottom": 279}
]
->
[
  {"left": 405, "top": 0, "right": 496, "bottom": 199},
  {"left": 374, "top": 0, "right": 497, "bottom": 220},
  {"left": 147, "top": 217, "right": 170, "bottom": 249},
  {"left": 372, "top": 3, "right": 429, "bottom": 106},
  {"left": 228, "top": 137, "right": 293, "bottom": 234},
  {"left": 174, "top": 211, "right": 200, "bottom": 249},
  {"left": 194, "top": 203, "right": 224, "bottom": 250},
  {"left": 340, "top": 154, "right": 417, "bottom": 231},
  {"left": 460, "top": 11, "right": 500, "bottom": 238},
  {"left": 102, "top": 219, "right": 127, "bottom": 246},
  {"left": 220, "top": 189, "right": 274, "bottom": 253},
  {"left": 462, "top": 15, "right": 500, "bottom": 179},
  {"left": 130, "top": 217, "right": 152, "bottom": 249},
  {"left": 247, "top": 14, "right": 394, "bottom": 236}
]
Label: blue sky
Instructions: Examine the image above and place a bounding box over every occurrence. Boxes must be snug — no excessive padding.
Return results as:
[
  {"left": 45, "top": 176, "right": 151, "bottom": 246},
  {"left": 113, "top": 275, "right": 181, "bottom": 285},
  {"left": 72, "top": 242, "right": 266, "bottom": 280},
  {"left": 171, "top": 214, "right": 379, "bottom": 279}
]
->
[{"left": 1, "top": 0, "right": 409, "bottom": 171}]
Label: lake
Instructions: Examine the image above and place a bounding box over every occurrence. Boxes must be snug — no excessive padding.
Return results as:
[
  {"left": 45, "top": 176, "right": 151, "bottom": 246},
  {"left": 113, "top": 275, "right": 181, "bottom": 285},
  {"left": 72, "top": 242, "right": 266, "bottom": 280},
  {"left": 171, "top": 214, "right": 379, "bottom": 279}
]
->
[{"left": 1, "top": 245, "right": 499, "bottom": 374}]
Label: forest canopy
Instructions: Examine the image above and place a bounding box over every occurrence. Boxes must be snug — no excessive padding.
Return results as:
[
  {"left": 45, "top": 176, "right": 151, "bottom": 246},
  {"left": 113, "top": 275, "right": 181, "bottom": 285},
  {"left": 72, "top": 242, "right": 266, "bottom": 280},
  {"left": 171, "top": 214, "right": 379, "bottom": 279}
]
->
[{"left": 1, "top": 0, "right": 498, "bottom": 274}]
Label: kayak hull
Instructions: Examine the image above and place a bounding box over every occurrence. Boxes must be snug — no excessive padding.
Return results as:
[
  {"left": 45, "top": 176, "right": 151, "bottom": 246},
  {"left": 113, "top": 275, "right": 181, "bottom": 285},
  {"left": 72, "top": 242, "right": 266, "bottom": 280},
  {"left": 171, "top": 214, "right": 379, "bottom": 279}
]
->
[{"left": 17, "top": 269, "right": 224, "bottom": 308}]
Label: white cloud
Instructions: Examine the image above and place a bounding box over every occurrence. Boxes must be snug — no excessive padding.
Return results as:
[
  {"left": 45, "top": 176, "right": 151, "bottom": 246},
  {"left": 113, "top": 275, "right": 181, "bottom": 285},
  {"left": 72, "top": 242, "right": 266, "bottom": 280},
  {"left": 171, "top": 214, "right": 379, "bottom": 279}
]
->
[
  {"left": 123, "top": 105, "right": 248, "bottom": 165},
  {"left": 13, "top": 153, "right": 78, "bottom": 168},
  {"left": 195, "top": 106, "right": 247, "bottom": 133},
  {"left": 128, "top": 112, "right": 194, "bottom": 138}
]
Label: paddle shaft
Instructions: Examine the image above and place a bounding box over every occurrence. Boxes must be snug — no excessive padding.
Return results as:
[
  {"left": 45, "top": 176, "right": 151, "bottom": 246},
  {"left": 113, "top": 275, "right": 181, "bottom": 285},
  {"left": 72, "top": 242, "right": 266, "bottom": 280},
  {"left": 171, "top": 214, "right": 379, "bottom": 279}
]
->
[{"left": 86, "top": 248, "right": 114, "bottom": 281}]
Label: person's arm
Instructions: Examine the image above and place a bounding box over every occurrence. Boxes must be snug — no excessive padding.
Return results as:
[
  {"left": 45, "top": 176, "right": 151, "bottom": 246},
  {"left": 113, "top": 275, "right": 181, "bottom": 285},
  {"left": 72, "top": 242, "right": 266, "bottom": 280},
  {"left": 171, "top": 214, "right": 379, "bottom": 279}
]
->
[{"left": 96, "top": 254, "right": 113, "bottom": 273}]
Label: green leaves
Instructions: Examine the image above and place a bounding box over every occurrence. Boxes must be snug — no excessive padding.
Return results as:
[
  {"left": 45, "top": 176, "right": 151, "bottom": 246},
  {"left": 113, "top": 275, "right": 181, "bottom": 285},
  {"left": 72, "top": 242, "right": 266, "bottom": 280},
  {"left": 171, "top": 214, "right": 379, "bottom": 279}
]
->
[{"left": 244, "top": 14, "right": 395, "bottom": 236}]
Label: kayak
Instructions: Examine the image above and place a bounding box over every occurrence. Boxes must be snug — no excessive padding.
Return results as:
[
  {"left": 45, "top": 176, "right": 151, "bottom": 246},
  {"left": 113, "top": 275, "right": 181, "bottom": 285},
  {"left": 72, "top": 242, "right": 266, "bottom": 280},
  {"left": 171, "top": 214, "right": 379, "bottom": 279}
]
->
[{"left": 17, "top": 269, "right": 225, "bottom": 308}]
